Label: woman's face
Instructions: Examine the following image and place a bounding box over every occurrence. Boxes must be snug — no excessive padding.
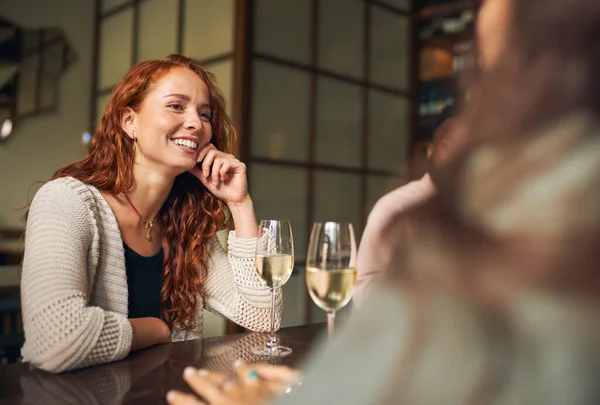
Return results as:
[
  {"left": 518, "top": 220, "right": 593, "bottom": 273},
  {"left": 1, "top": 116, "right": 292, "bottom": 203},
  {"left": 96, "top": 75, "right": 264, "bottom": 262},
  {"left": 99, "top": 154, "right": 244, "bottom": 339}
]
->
[
  {"left": 477, "top": 0, "right": 512, "bottom": 69},
  {"left": 123, "top": 67, "right": 214, "bottom": 175}
]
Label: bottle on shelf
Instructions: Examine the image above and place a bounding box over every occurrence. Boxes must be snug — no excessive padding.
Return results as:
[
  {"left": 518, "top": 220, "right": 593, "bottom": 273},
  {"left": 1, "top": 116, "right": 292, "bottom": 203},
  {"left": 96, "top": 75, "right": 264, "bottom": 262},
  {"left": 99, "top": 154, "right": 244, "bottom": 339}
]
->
[{"left": 418, "top": 8, "right": 476, "bottom": 42}]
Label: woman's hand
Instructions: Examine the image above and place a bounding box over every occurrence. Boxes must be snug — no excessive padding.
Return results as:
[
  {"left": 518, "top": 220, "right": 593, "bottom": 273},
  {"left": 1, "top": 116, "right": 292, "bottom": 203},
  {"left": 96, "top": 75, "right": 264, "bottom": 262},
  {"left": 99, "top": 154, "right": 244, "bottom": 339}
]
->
[
  {"left": 166, "top": 361, "right": 302, "bottom": 405},
  {"left": 190, "top": 144, "right": 258, "bottom": 238},
  {"left": 189, "top": 144, "right": 249, "bottom": 206}
]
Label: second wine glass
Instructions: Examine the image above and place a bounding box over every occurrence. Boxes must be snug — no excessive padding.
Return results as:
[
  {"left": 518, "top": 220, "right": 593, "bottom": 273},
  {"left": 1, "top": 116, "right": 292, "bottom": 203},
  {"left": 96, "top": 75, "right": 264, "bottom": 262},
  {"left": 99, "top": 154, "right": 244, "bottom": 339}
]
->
[
  {"left": 306, "top": 222, "right": 357, "bottom": 338},
  {"left": 253, "top": 220, "right": 294, "bottom": 357}
]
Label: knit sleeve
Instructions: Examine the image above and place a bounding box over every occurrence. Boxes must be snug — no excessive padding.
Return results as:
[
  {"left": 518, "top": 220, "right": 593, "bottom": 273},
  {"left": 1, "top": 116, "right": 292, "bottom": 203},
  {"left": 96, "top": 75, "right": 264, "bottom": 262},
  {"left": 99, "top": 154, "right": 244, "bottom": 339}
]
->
[
  {"left": 202, "top": 231, "right": 282, "bottom": 332},
  {"left": 20, "top": 181, "right": 133, "bottom": 373}
]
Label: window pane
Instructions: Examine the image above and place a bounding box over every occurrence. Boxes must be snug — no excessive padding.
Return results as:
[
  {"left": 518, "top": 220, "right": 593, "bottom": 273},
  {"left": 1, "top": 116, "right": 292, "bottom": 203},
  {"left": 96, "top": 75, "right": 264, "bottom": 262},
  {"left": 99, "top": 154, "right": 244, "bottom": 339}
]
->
[
  {"left": 183, "top": 0, "right": 234, "bottom": 60},
  {"left": 318, "top": 0, "right": 364, "bottom": 79},
  {"left": 281, "top": 265, "right": 308, "bottom": 327},
  {"left": 203, "top": 310, "right": 225, "bottom": 337},
  {"left": 315, "top": 77, "right": 362, "bottom": 168},
  {"left": 313, "top": 170, "right": 363, "bottom": 238},
  {"left": 204, "top": 58, "right": 234, "bottom": 114},
  {"left": 138, "top": 0, "right": 177, "bottom": 61},
  {"left": 255, "top": 0, "right": 310, "bottom": 65},
  {"left": 250, "top": 163, "right": 308, "bottom": 260},
  {"left": 368, "top": 90, "right": 409, "bottom": 172},
  {"left": 98, "top": 9, "right": 133, "bottom": 89},
  {"left": 366, "top": 175, "right": 402, "bottom": 218},
  {"left": 251, "top": 61, "right": 310, "bottom": 162},
  {"left": 376, "top": 0, "right": 411, "bottom": 11},
  {"left": 370, "top": 8, "right": 409, "bottom": 90},
  {"left": 102, "top": 0, "right": 131, "bottom": 13}
]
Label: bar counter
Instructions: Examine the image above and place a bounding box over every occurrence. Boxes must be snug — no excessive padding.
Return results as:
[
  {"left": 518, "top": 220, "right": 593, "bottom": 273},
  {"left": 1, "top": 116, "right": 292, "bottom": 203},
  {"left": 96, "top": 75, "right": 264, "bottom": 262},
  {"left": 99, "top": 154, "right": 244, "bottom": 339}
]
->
[{"left": 0, "top": 323, "right": 325, "bottom": 404}]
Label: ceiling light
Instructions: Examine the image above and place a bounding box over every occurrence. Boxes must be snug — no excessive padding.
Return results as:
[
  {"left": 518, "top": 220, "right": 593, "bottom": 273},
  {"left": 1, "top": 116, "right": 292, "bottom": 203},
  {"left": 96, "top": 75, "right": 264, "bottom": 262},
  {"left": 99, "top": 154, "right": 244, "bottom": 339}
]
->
[{"left": 1, "top": 118, "right": 12, "bottom": 140}]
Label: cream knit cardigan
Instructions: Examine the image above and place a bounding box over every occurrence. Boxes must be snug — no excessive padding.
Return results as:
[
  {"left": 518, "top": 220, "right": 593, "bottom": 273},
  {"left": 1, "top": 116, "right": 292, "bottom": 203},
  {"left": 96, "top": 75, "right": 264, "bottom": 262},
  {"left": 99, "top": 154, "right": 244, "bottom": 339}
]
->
[{"left": 20, "top": 177, "right": 282, "bottom": 373}]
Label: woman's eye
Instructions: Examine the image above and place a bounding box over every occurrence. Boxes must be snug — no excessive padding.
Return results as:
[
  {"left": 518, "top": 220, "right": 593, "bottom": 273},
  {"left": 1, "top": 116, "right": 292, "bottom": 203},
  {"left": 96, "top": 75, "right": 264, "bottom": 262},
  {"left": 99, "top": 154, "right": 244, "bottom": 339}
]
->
[
  {"left": 199, "top": 111, "right": 213, "bottom": 122},
  {"left": 168, "top": 103, "right": 183, "bottom": 111}
]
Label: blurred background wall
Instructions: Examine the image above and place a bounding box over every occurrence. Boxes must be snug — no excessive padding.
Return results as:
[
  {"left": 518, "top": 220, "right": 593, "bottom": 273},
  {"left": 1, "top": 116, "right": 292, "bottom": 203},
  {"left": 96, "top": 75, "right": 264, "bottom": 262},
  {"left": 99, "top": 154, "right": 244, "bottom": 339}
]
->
[
  {"left": 0, "top": 0, "right": 93, "bottom": 228},
  {"left": 0, "top": 0, "right": 477, "bottom": 335}
]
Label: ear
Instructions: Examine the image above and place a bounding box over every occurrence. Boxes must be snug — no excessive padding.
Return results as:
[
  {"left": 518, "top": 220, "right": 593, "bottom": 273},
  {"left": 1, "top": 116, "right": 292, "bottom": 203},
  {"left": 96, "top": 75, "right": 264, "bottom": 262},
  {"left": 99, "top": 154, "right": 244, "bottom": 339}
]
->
[
  {"left": 426, "top": 142, "right": 434, "bottom": 160},
  {"left": 121, "top": 107, "right": 137, "bottom": 140}
]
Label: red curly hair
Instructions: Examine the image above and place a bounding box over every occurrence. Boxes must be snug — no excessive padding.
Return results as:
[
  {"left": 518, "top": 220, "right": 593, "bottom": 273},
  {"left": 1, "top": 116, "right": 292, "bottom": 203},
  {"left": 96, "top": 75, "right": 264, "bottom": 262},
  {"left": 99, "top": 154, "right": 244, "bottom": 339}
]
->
[{"left": 52, "top": 54, "right": 234, "bottom": 330}]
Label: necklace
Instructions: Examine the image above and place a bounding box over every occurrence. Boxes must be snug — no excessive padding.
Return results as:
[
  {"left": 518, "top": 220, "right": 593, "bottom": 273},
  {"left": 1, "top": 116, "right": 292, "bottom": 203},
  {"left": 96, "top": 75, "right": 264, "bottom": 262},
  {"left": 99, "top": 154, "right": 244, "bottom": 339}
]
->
[{"left": 124, "top": 193, "right": 159, "bottom": 241}]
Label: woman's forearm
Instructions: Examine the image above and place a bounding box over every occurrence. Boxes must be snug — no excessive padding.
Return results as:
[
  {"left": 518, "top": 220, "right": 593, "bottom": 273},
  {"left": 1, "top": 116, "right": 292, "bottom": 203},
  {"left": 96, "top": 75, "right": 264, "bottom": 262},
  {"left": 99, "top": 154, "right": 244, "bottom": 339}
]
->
[
  {"left": 129, "top": 318, "right": 171, "bottom": 351},
  {"left": 227, "top": 196, "right": 258, "bottom": 239}
]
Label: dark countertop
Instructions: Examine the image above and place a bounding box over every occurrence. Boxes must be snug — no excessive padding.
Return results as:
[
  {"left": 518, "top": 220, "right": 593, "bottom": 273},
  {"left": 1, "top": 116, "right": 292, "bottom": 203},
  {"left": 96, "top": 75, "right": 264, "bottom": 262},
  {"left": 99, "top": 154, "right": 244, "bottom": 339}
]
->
[{"left": 0, "top": 323, "right": 326, "bottom": 404}]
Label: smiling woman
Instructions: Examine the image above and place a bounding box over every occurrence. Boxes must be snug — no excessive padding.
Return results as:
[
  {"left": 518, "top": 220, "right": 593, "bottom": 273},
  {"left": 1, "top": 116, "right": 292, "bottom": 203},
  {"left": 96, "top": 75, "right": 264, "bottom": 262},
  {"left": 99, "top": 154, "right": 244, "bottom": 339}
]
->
[
  {"left": 120, "top": 67, "right": 215, "bottom": 171},
  {"left": 19, "top": 55, "right": 282, "bottom": 373}
]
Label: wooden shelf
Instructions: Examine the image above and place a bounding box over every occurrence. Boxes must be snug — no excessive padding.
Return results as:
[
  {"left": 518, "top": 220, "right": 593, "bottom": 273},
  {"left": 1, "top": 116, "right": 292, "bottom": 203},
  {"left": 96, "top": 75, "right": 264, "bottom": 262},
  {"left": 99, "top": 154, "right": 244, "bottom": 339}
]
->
[
  {"left": 420, "top": 76, "right": 457, "bottom": 87},
  {"left": 421, "top": 69, "right": 467, "bottom": 81},
  {"left": 418, "top": 0, "right": 476, "bottom": 19},
  {"left": 409, "top": 0, "right": 479, "bottom": 157},
  {"left": 419, "top": 114, "right": 442, "bottom": 123},
  {"left": 419, "top": 30, "right": 474, "bottom": 50}
]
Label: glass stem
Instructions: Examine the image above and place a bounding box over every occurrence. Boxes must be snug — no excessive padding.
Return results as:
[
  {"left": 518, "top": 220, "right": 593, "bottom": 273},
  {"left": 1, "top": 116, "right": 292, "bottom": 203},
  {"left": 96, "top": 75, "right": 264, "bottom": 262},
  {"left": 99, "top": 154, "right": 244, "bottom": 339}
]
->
[
  {"left": 327, "top": 311, "right": 336, "bottom": 338},
  {"left": 267, "top": 288, "right": 278, "bottom": 349}
]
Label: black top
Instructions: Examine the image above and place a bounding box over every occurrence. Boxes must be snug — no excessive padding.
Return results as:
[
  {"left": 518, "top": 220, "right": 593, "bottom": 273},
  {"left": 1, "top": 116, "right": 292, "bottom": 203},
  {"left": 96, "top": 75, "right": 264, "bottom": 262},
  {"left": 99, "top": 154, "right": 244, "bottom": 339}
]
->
[{"left": 124, "top": 242, "right": 164, "bottom": 319}]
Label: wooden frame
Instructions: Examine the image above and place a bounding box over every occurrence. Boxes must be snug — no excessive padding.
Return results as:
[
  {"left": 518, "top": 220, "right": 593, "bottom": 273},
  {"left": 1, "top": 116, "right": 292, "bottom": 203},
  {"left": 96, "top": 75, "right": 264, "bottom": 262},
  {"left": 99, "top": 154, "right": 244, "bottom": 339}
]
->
[{"left": 238, "top": 0, "right": 412, "bottom": 325}]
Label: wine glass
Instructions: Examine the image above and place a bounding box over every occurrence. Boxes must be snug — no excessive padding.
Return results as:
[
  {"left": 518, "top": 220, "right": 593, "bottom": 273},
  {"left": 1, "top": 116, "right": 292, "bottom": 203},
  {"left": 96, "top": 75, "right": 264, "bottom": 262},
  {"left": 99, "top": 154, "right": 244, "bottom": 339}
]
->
[
  {"left": 252, "top": 220, "right": 294, "bottom": 357},
  {"left": 306, "top": 222, "right": 357, "bottom": 338}
]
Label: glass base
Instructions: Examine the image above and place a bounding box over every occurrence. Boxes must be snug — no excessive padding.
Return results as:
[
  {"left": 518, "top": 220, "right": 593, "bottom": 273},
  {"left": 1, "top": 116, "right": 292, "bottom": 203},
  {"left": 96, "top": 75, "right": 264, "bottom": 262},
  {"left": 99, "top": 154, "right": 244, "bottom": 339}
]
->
[{"left": 252, "top": 345, "right": 293, "bottom": 358}]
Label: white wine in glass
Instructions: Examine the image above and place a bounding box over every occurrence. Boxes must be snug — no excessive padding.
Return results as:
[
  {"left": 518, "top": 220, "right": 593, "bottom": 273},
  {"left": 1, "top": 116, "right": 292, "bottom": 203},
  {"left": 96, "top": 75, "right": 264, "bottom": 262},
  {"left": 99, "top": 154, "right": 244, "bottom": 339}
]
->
[
  {"left": 306, "top": 222, "right": 357, "bottom": 337},
  {"left": 306, "top": 267, "right": 356, "bottom": 312},
  {"left": 255, "top": 254, "right": 294, "bottom": 288},
  {"left": 252, "top": 220, "right": 294, "bottom": 357}
]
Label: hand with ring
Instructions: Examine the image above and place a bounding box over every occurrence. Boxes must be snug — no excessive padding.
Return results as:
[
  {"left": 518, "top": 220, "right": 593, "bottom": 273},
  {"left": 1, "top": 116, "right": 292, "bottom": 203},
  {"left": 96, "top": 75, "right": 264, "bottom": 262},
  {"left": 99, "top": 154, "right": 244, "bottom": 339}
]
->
[{"left": 166, "top": 360, "right": 302, "bottom": 405}]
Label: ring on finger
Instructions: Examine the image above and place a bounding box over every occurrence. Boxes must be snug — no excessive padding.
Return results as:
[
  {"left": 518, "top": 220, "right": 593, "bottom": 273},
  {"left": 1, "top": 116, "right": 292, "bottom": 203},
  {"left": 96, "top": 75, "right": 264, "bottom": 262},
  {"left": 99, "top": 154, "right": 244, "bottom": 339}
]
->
[
  {"left": 285, "top": 379, "right": 303, "bottom": 395},
  {"left": 219, "top": 374, "right": 236, "bottom": 390}
]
